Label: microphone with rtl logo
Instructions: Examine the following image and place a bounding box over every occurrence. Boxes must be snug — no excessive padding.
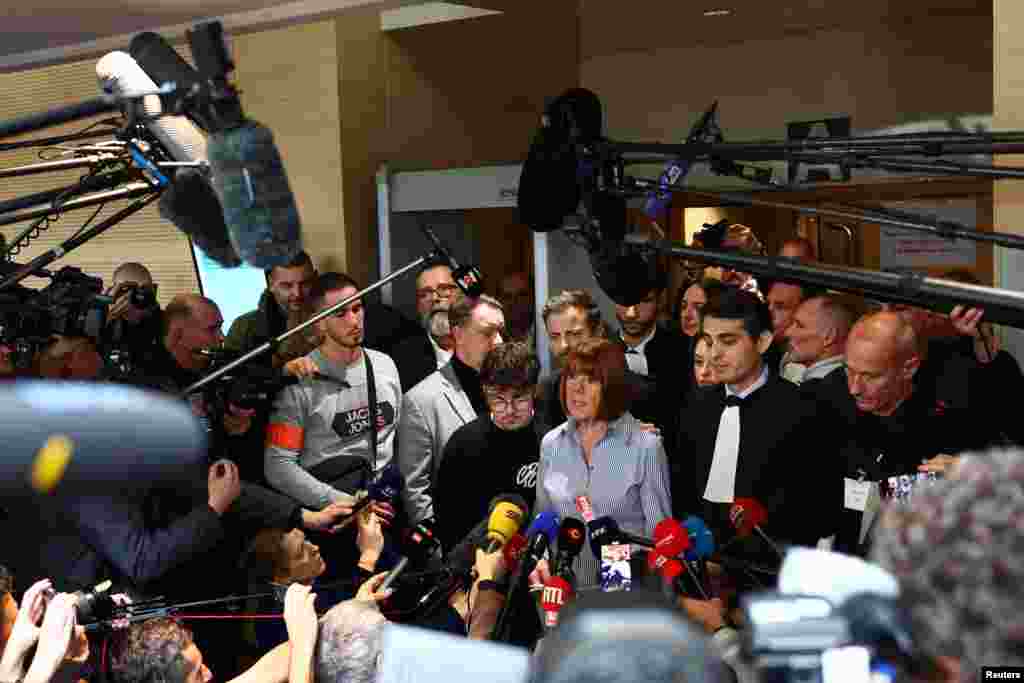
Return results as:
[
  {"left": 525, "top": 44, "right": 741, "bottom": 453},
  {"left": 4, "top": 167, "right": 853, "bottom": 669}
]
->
[
  {"left": 481, "top": 494, "right": 529, "bottom": 553},
  {"left": 729, "top": 497, "right": 784, "bottom": 559},
  {"left": 540, "top": 575, "right": 574, "bottom": 628}
]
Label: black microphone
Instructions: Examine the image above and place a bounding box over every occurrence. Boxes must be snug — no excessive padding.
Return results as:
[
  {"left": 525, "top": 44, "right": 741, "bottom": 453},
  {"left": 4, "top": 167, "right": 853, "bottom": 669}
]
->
[
  {"left": 642, "top": 101, "right": 721, "bottom": 222},
  {"left": 587, "top": 515, "right": 656, "bottom": 553},
  {"left": 128, "top": 32, "right": 209, "bottom": 129},
  {"left": 518, "top": 88, "right": 604, "bottom": 233},
  {"left": 420, "top": 225, "right": 484, "bottom": 298},
  {"left": 553, "top": 518, "right": 586, "bottom": 578},
  {"left": 334, "top": 463, "right": 404, "bottom": 531}
]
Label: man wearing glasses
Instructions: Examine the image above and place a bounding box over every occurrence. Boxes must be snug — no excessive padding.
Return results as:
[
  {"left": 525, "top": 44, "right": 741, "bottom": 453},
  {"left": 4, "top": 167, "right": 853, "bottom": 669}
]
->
[
  {"left": 398, "top": 295, "right": 506, "bottom": 525},
  {"left": 390, "top": 262, "right": 462, "bottom": 392}
]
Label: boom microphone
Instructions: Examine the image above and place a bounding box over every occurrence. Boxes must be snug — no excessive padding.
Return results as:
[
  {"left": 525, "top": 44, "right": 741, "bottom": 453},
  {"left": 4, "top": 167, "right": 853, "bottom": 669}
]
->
[
  {"left": 132, "top": 27, "right": 302, "bottom": 269},
  {"left": 96, "top": 50, "right": 241, "bottom": 268},
  {"left": 96, "top": 51, "right": 207, "bottom": 163}
]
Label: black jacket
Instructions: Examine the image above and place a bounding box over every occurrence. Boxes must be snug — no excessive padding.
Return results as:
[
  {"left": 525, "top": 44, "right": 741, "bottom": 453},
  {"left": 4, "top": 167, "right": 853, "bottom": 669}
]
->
[
  {"left": 390, "top": 333, "right": 440, "bottom": 393},
  {"left": 674, "top": 375, "right": 833, "bottom": 549},
  {"left": 433, "top": 416, "right": 541, "bottom": 552}
]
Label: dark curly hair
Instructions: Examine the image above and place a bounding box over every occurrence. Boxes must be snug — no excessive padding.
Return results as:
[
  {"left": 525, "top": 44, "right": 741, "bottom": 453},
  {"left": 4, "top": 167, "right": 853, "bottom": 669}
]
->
[
  {"left": 110, "top": 618, "right": 196, "bottom": 683},
  {"left": 479, "top": 341, "right": 540, "bottom": 389},
  {"left": 872, "top": 449, "right": 1024, "bottom": 679}
]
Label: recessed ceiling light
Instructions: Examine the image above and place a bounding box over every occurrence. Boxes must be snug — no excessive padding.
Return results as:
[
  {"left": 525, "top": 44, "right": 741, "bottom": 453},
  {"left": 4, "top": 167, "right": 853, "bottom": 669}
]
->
[{"left": 703, "top": 8, "right": 733, "bottom": 17}]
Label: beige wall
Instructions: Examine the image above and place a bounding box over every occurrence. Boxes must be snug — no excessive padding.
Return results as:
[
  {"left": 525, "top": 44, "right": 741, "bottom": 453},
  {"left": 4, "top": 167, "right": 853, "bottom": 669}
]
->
[{"left": 582, "top": 12, "right": 991, "bottom": 141}]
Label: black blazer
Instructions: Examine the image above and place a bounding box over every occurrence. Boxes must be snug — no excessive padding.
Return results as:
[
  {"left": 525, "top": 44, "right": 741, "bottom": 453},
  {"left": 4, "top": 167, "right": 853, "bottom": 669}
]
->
[
  {"left": 390, "top": 333, "right": 439, "bottom": 393},
  {"left": 674, "top": 375, "right": 834, "bottom": 548}
]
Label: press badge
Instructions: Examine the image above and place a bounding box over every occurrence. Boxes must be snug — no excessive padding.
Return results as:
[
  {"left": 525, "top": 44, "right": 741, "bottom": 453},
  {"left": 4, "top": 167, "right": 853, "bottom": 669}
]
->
[
  {"left": 600, "top": 543, "right": 631, "bottom": 592},
  {"left": 844, "top": 478, "right": 871, "bottom": 512},
  {"left": 575, "top": 495, "right": 595, "bottom": 522}
]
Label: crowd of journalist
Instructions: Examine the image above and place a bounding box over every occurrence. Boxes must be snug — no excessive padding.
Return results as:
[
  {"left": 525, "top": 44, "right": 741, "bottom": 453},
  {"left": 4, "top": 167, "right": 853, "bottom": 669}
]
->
[{"left": 1, "top": 227, "right": 1022, "bottom": 683}]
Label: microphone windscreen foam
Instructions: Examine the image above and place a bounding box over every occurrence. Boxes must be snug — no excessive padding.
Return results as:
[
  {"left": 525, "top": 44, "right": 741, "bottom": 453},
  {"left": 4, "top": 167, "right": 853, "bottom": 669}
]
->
[
  {"left": 96, "top": 51, "right": 208, "bottom": 163},
  {"left": 2, "top": 381, "right": 206, "bottom": 500},
  {"left": 653, "top": 519, "right": 688, "bottom": 558},
  {"left": 369, "top": 463, "right": 404, "bottom": 503},
  {"left": 527, "top": 510, "right": 561, "bottom": 542},
  {"left": 557, "top": 518, "right": 587, "bottom": 559},
  {"left": 682, "top": 516, "right": 716, "bottom": 561},
  {"left": 486, "top": 501, "right": 527, "bottom": 547},
  {"left": 732, "top": 497, "right": 768, "bottom": 536},
  {"left": 159, "top": 167, "right": 241, "bottom": 267},
  {"left": 207, "top": 122, "right": 303, "bottom": 269}
]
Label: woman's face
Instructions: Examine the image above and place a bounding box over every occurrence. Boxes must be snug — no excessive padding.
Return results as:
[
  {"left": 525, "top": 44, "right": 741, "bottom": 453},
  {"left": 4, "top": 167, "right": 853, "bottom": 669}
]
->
[
  {"left": 680, "top": 284, "right": 707, "bottom": 337},
  {"left": 694, "top": 338, "right": 717, "bottom": 387},
  {"left": 565, "top": 372, "right": 602, "bottom": 421},
  {"left": 485, "top": 385, "right": 536, "bottom": 431},
  {"left": 279, "top": 529, "right": 325, "bottom": 583}
]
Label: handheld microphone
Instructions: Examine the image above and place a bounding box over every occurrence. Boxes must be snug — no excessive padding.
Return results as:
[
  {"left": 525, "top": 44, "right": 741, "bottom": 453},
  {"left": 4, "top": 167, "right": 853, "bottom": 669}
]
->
[
  {"left": 447, "top": 494, "right": 529, "bottom": 575},
  {"left": 540, "top": 576, "right": 574, "bottom": 628},
  {"left": 502, "top": 533, "right": 528, "bottom": 573},
  {"left": 730, "top": 497, "right": 784, "bottom": 559},
  {"left": 653, "top": 519, "right": 710, "bottom": 600},
  {"left": 481, "top": 495, "right": 529, "bottom": 553},
  {"left": 335, "top": 463, "right": 404, "bottom": 530},
  {"left": 586, "top": 516, "right": 656, "bottom": 551},
  {"left": 553, "top": 518, "right": 587, "bottom": 577},
  {"left": 517, "top": 511, "right": 560, "bottom": 584}
]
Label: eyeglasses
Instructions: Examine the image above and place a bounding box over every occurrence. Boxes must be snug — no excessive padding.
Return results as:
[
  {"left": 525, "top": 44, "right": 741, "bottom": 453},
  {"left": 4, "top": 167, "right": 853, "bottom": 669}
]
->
[
  {"left": 417, "top": 284, "right": 459, "bottom": 301},
  {"left": 488, "top": 395, "right": 533, "bottom": 413}
]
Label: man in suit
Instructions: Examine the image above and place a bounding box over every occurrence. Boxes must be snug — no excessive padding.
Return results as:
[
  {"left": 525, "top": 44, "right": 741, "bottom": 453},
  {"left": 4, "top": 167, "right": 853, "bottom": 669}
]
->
[
  {"left": 389, "top": 262, "right": 460, "bottom": 392},
  {"left": 536, "top": 290, "right": 666, "bottom": 437},
  {"left": 397, "top": 295, "right": 505, "bottom": 524},
  {"left": 674, "top": 288, "right": 830, "bottom": 553}
]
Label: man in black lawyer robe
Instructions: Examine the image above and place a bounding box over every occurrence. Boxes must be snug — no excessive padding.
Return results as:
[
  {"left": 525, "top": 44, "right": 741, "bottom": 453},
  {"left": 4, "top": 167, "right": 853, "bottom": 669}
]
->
[{"left": 673, "top": 288, "right": 833, "bottom": 555}]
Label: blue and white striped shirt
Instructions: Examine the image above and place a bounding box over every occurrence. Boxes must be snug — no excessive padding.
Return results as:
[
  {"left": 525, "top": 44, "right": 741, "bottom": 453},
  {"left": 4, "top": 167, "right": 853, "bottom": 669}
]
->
[{"left": 535, "top": 412, "right": 673, "bottom": 588}]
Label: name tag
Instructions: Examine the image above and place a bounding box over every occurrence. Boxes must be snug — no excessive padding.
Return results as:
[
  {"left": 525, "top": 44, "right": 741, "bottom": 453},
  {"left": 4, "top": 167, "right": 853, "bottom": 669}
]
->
[{"left": 844, "top": 478, "right": 871, "bottom": 512}]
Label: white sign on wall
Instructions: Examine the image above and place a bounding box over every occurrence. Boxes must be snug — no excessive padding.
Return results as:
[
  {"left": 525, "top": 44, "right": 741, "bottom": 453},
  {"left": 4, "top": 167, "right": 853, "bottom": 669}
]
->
[{"left": 877, "top": 200, "right": 978, "bottom": 270}]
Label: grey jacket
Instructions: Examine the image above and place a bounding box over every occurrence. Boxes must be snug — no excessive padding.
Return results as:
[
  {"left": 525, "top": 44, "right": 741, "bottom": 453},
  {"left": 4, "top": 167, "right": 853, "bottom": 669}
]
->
[{"left": 397, "top": 363, "right": 477, "bottom": 523}]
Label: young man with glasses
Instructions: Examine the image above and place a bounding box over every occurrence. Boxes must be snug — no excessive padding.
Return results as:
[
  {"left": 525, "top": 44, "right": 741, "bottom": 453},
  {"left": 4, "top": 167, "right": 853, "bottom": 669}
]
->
[
  {"left": 434, "top": 342, "right": 541, "bottom": 552},
  {"left": 398, "top": 295, "right": 506, "bottom": 525},
  {"left": 390, "top": 263, "right": 462, "bottom": 392}
]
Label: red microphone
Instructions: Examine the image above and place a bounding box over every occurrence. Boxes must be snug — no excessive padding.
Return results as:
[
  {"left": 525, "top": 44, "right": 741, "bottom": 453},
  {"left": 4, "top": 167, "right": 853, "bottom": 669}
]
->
[
  {"left": 653, "top": 519, "right": 688, "bottom": 557},
  {"left": 730, "top": 497, "right": 783, "bottom": 559},
  {"left": 502, "top": 533, "right": 528, "bottom": 573},
  {"left": 540, "top": 576, "right": 574, "bottom": 628},
  {"left": 652, "top": 520, "right": 710, "bottom": 599}
]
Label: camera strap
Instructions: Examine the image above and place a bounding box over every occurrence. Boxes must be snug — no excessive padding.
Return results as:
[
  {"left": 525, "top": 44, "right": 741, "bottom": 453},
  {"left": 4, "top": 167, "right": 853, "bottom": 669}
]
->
[{"left": 364, "top": 349, "right": 378, "bottom": 472}]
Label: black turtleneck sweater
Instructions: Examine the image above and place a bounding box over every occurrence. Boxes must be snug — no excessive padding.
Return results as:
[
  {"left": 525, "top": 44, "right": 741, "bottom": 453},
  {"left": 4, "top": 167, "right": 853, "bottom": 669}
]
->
[
  {"left": 449, "top": 355, "right": 488, "bottom": 417},
  {"left": 433, "top": 415, "right": 541, "bottom": 552}
]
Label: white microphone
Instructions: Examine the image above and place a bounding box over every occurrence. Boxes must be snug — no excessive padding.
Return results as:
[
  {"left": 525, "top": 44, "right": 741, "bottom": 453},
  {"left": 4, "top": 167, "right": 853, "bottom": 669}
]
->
[{"left": 95, "top": 51, "right": 207, "bottom": 164}]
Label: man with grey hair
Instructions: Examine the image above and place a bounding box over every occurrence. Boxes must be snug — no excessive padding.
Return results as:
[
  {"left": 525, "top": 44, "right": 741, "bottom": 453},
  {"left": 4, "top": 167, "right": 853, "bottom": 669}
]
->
[
  {"left": 317, "top": 600, "right": 387, "bottom": 683},
  {"left": 398, "top": 295, "right": 505, "bottom": 524},
  {"left": 390, "top": 262, "right": 461, "bottom": 392},
  {"left": 782, "top": 294, "right": 856, "bottom": 384}
]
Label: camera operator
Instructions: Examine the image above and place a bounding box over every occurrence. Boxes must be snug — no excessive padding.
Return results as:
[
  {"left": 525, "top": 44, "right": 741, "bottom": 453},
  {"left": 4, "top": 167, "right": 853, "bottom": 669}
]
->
[
  {"left": 104, "top": 263, "right": 162, "bottom": 367},
  {"left": 0, "top": 580, "right": 91, "bottom": 683}
]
